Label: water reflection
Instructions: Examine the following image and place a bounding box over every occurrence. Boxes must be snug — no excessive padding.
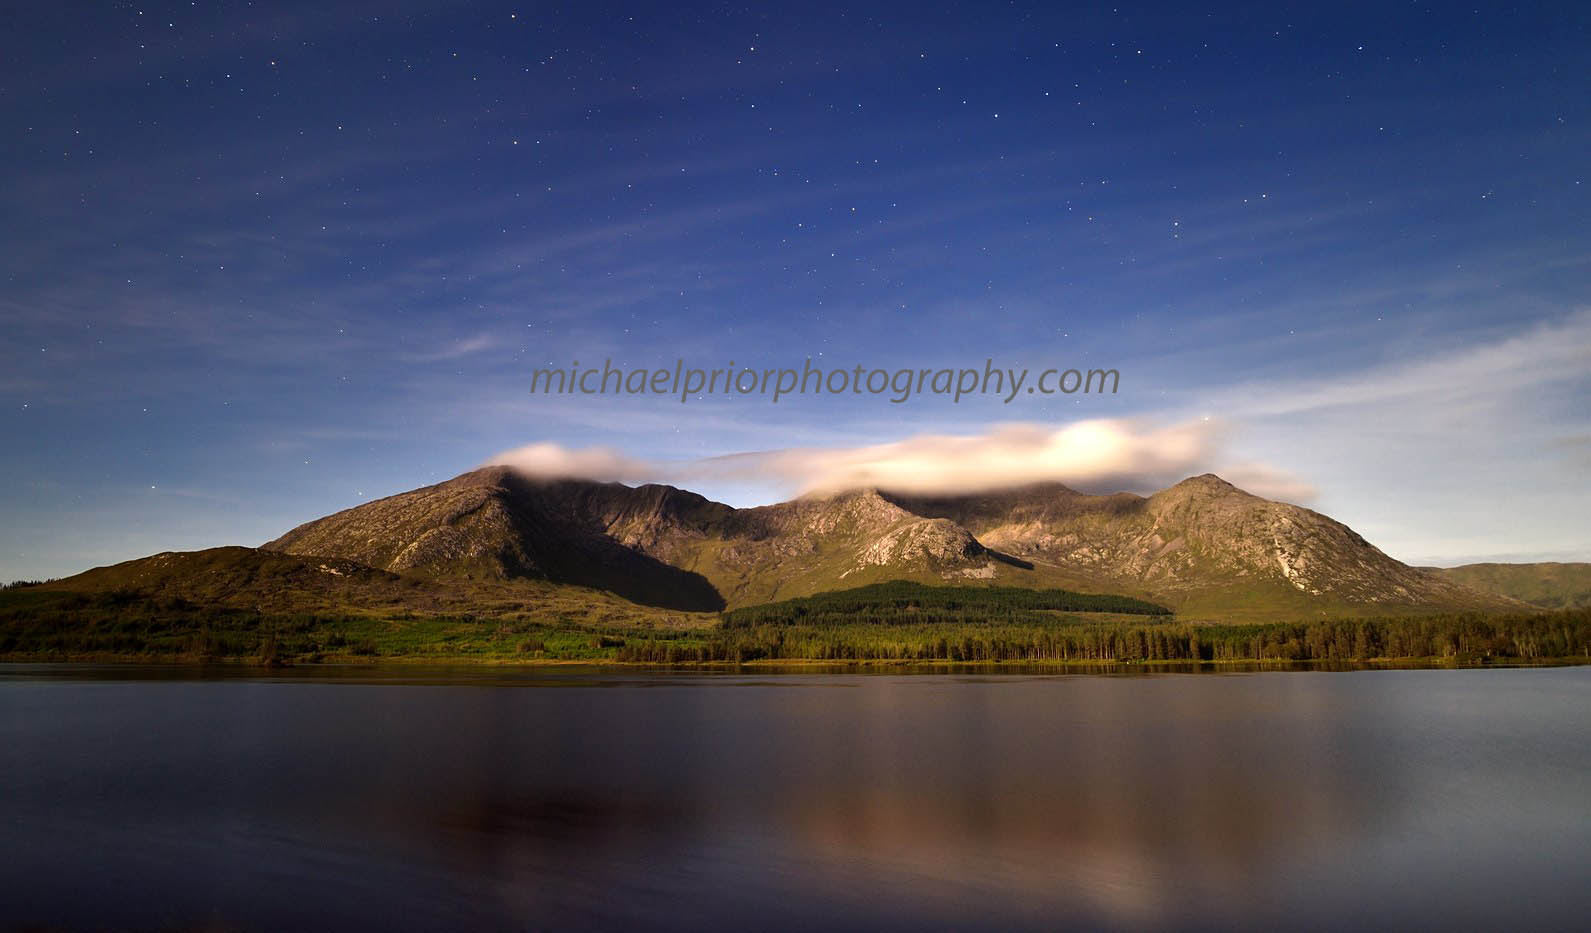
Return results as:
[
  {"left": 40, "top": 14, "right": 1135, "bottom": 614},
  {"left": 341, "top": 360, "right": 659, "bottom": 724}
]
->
[{"left": 2, "top": 666, "right": 1587, "bottom": 930}]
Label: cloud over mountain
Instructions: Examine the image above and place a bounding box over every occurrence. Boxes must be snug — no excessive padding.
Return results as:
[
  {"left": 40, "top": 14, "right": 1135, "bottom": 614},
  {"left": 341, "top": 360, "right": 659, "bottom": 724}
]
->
[{"left": 486, "top": 418, "right": 1315, "bottom": 503}]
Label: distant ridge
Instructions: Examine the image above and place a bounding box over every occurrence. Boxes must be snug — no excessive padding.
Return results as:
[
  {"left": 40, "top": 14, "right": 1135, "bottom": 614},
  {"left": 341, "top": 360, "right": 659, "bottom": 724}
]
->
[{"left": 1425, "top": 562, "right": 1591, "bottom": 609}]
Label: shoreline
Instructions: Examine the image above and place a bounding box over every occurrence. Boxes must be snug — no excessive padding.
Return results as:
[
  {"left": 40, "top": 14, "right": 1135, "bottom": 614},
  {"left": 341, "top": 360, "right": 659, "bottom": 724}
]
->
[{"left": 4, "top": 654, "right": 1588, "bottom": 672}]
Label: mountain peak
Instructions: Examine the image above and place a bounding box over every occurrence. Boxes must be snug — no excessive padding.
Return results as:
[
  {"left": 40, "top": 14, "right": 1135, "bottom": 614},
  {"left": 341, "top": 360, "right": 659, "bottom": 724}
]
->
[
  {"left": 447, "top": 464, "right": 517, "bottom": 488},
  {"left": 1150, "top": 473, "right": 1254, "bottom": 507},
  {"left": 1174, "top": 473, "right": 1237, "bottom": 491}
]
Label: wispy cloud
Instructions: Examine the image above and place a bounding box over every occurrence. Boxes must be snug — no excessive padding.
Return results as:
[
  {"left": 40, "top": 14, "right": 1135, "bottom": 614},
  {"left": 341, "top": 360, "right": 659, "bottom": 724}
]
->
[
  {"left": 400, "top": 334, "right": 500, "bottom": 363},
  {"left": 1206, "top": 308, "right": 1591, "bottom": 420}
]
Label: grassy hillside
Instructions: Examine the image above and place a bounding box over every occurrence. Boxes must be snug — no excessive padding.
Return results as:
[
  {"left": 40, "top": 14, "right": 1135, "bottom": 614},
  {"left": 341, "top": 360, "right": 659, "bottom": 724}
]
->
[
  {"left": 1428, "top": 563, "right": 1591, "bottom": 609},
  {"left": 13, "top": 546, "right": 711, "bottom": 625},
  {"left": 0, "top": 547, "right": 717, "bottom": 662},
  {"left": 4, "top": 547, "right": 1581, "bottom": 667},
  {"left": 0, "top": 585, "right": 658, "bottom": 662}
]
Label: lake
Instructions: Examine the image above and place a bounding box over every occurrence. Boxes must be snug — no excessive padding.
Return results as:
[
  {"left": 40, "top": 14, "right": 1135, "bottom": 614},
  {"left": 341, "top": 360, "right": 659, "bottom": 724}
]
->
[{"left": 2, "top": 664, "right": 1588, "bottom": 931}]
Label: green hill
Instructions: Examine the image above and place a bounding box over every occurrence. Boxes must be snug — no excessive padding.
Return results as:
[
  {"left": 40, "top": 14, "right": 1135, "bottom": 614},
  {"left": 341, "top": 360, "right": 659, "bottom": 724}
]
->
[{"left": 1426, "top": 563, "right": 1591, "bottom": 609}]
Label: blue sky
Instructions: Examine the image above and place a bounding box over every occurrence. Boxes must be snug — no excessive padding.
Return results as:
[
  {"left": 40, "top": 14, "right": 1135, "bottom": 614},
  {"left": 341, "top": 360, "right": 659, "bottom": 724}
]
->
[{"left": 3, "top": 0, "right": 1588, "bottom": 580}]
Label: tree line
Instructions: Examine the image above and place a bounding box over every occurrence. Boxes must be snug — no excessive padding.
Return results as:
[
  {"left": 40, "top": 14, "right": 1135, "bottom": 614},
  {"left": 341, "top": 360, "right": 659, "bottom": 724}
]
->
[{"left": 617, "top": 608, "right": 1591, "bottom": 664}]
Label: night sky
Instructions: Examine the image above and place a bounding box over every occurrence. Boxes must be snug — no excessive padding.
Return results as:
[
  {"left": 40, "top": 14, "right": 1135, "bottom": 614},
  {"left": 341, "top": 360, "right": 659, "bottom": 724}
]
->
[{"left": 4, "top": 1, "right": 1588, "bottom": 580}]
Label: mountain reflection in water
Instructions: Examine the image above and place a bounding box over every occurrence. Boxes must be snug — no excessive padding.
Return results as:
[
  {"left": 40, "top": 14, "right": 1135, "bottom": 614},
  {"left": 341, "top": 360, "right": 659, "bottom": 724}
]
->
[{"left": 2, "top": 666, "right": 1587, "bottom": 931}]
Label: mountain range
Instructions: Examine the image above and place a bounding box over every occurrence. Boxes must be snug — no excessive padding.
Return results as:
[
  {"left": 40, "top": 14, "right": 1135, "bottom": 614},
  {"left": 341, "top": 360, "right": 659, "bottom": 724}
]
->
[{"left": 248, "top": 466, "right": 1518, "bottom": 620}]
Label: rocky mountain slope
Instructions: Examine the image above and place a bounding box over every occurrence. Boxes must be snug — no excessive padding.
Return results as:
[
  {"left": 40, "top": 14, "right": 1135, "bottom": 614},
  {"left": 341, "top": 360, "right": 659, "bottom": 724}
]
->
[
  {"left": 265, "top": 468, "right": 725, "bottom": 610},
  {"left": 263, "top": 467, "right": 1517, "bottom": 618},
  {"left": 883, "top": 475, "right": 1507, "bottom": 616},
  {"left": 266, "top": 468, "right": 1014, "bottom": 609}
]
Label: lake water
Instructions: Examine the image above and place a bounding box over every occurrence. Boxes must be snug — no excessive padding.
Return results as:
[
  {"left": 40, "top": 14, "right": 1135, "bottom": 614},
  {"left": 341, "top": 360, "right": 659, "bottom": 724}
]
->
[{"left": 2, "top": 664, "right": 1588, "bottom": 931}]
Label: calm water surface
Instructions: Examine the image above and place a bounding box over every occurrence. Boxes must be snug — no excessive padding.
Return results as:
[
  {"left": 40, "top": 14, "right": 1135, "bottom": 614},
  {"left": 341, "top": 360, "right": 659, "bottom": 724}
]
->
[{"left": 2, "top": 664, "right": 1588, "bottom": 931}]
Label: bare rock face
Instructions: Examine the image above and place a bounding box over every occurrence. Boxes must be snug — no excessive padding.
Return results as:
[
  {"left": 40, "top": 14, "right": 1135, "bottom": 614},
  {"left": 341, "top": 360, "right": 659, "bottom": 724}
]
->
[
  {"left": 857, "top": 518, "right": 985, "bottom": 567},
  {"left": 883, "top": 474, "right": 1506, "bottom": 611},
  {"left": 265, "top": 467, "right": 1515, "bottom": 615},
  {"left": 650, "top": 489, "right": 1004, "bottom": 605}
]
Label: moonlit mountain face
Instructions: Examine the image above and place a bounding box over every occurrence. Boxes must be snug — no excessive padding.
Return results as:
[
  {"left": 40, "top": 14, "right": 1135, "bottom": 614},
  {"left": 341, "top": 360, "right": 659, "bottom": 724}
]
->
[{"left": 263, "top": 467, "right": 1512, "bottom": 616}]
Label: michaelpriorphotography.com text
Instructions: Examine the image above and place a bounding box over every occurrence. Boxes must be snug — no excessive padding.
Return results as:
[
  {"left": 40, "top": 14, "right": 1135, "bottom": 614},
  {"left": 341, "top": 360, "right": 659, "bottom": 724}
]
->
[{"left": 532, "top": 359, "right": 1122, "bottom": 404}]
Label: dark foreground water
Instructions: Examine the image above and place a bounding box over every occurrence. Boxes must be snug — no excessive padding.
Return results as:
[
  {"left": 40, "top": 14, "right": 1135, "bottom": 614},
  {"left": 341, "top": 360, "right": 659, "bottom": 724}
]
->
[{"left": 2, "top": 664, "right": 1588, "bottom": 931}]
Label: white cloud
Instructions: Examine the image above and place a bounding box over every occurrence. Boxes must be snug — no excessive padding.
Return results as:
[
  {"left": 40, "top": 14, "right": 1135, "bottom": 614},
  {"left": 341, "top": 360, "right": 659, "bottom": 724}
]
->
[
  {"left": 485, "top": 442, "right": 653, "bottom": 482},
  {"left": 485, "top": 418, "right": 1315, "bottom": 503}
]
